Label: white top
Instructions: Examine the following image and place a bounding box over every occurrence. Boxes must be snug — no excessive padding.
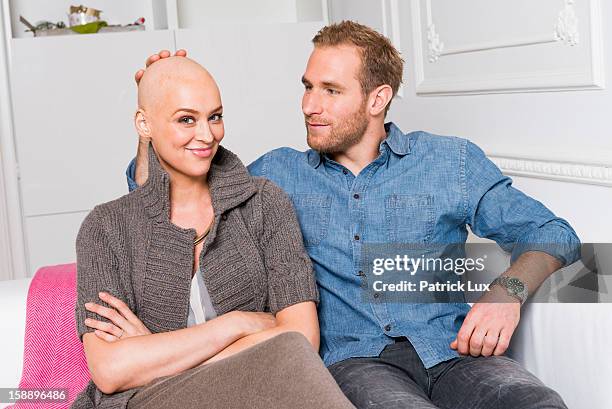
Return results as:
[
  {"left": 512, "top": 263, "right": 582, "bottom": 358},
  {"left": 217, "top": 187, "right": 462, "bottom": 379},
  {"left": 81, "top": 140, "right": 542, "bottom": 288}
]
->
[{"left": 187, "top": 269, "right": 217, "bottom": 327}]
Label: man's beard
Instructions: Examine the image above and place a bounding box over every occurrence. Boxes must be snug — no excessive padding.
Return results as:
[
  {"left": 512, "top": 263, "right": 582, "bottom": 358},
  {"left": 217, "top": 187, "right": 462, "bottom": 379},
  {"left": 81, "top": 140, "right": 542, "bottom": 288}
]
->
[{"left": 306, "top": 102, "right": 368, "bottom": 155}]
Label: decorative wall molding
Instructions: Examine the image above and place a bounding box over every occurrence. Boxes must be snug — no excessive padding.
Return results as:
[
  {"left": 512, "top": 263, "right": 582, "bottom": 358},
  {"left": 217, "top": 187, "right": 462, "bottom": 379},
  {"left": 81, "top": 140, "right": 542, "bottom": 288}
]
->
[
  {"left": 411, "top": 0, "right": 605, "bottom": 95},
  {"left": 427, "top": 23, "right": 443, "bottom": 63},
  {"left": 489, "top": 155, "right": 612, "bottom": 187},
  {"left": 554, "top": 0, "right": 579, "bottom": 46},
  {"left": 427, "top": 0, "right": 580, "bottom": 61}
]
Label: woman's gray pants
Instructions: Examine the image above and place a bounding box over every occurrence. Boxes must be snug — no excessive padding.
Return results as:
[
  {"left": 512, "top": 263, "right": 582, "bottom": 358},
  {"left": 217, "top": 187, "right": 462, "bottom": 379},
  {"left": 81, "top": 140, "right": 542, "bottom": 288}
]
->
[{"left": 127, "top": 331, "right": 355, "bottom": 409}]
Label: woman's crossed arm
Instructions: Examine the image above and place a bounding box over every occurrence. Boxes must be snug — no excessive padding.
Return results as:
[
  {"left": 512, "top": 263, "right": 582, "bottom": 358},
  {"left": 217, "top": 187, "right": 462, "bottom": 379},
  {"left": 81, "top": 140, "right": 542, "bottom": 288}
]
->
[{"left": 83, "top": 303, "right": 275, "bottom": 395}]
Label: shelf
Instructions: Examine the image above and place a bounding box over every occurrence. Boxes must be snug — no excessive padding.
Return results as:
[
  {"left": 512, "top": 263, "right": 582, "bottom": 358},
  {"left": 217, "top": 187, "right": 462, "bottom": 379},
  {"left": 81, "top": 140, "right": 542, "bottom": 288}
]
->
[
  {"left": 7, "top": 0, "right": 155, "bottom": 38},
  {"left": 4, "top": 0, "right": 328, "bottom": 39}
]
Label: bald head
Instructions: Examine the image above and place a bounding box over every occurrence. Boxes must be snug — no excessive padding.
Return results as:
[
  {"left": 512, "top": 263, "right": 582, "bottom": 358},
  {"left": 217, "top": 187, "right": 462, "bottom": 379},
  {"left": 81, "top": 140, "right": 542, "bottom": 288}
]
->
[
  {"left": 137, "top": 56, "right": 219, "bottom": 113},
  {"left": 134, "top": 56, "right": 225, "bottom": 179}
]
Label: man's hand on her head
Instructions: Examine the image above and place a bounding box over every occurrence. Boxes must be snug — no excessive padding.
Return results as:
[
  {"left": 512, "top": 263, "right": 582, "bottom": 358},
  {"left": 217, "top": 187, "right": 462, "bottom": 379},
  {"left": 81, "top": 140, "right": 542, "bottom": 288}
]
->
[
  {"left": 450, "top": 286, "right": 521, "bottom": 357},
  {"left": 134, "top": 49, "right": 188, "bottom": 84}
]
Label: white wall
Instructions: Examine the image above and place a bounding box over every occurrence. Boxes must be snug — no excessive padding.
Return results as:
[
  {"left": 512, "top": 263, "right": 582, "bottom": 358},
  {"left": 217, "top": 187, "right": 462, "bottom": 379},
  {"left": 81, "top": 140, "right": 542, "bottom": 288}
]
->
[
  {"left": 176, "top": 0, "right": 326, "bottom": 27},
  {"left": 330, "top": 0, "right": 612, "bottom": 242},
  {"left": 395, "top": 0, "right": 612, "bottom": 242},
  {"left": 178, "top": 0, "right": 298, "bottom": 26}
]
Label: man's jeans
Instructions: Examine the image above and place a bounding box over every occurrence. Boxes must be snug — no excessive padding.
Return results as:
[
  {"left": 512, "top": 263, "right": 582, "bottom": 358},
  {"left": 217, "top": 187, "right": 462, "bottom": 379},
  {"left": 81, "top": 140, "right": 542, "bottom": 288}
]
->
[{"left": 328, "top": 338, "right": 567, "bottom": 409}]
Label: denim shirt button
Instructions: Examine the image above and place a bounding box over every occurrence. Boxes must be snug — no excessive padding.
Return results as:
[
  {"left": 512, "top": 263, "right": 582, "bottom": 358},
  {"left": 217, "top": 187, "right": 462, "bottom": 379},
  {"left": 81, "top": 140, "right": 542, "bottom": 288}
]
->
[
  {"left": 342, "top": 169, "right": 348, "bottom": 175},
  {"left": 353, "top": 193, "right": 360, "bottom": 199},
  {"left": 358, "top": 270, "right": 364, "bottom": 276},
  {"left": 373, "top": 292, "right": 380, "bottom": 299},
  {"left": 384, "top": 324, "right": 392, "bottom": 332},
  {"left": 354, "top": 235, "right": 360, "bottom": 241}
]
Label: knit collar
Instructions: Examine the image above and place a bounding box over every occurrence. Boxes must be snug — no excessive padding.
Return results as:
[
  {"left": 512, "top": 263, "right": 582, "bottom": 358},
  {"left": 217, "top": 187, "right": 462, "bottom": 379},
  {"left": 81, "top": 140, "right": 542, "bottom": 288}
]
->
[{"left": 139, "top": 143, "right": 257, "bottom": 221}]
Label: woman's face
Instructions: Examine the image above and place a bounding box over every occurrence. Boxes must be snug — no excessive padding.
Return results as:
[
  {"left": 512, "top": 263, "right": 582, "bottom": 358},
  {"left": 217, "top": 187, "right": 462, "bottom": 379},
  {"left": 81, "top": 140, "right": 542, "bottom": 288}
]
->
[{"left": 138, "top": 68, "right": 225, "bottom": 181}]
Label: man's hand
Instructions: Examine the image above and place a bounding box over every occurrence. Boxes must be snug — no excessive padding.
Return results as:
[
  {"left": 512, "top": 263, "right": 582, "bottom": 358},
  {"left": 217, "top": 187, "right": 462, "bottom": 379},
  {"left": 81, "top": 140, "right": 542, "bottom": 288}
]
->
[
  {"left": 450, "top": 285, "right": 520, "bottom": 357},
  {"left": 450, "top": 251, "right": 563, "bottom": 357},
  {"left": 134, "top": 49, "right": 188, "bottom": 84}
]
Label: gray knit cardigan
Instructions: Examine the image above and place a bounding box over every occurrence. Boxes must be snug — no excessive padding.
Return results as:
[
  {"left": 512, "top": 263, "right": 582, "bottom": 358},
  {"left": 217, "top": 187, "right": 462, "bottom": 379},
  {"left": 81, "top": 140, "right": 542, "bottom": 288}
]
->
[{"left": 71, "top": 144, "right": 318, "bottom": 409}]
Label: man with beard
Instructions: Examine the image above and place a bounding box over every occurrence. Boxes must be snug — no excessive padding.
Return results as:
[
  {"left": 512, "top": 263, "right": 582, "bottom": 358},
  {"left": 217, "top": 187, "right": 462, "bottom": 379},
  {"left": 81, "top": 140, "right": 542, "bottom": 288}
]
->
[{"left": 127, "top": 21, "right": 578, "bottom": 409}]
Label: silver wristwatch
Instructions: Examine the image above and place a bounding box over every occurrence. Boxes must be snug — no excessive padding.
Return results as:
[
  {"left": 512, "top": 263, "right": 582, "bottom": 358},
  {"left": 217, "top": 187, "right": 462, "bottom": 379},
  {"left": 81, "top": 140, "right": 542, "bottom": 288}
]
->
[{"left": 490, "top": 276, "right": 528, "bottom": 305}]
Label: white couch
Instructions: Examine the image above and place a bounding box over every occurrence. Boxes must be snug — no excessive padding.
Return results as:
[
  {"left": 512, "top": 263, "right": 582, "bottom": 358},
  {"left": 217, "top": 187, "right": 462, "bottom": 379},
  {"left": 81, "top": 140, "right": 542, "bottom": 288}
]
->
[
  {"left": 1, "top": 274, "right": 610, "bottom": 409},
  {"left": 0, "top": 277, "right": 32, "bottom": 409}
]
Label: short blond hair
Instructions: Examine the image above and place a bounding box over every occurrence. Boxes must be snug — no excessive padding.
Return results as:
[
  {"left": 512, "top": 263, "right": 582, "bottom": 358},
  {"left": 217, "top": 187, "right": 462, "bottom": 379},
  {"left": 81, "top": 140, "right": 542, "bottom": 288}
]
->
[{"left": 312, "top": 20, "right": 404, "bottom": 115}]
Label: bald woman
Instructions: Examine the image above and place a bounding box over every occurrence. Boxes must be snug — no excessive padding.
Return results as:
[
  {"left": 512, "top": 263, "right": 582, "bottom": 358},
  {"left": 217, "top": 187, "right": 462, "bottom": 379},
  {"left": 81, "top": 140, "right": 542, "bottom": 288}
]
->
[{"left": 72, "top": 57, "right": 355, "bottom": 409}]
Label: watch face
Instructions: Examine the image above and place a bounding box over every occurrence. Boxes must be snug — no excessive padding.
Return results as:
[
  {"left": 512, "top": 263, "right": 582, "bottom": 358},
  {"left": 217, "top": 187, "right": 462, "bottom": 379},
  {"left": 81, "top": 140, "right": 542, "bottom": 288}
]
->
[{"left": 508, "top": 278, "right": 525, "bottom": 293}]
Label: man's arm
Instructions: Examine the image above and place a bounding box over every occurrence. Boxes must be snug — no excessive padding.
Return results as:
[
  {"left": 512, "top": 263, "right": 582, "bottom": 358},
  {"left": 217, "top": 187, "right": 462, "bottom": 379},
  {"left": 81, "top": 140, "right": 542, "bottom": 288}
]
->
[
  {"left": 491, "top": 250, "right": 562, "bottom": 306},
  {"left": 451, "top": 250, "right": 561, "bottom": 357},
  {"left": 451, "top": 140, "right": 581, "bottom": 357},
  {"left": 132, "top": 139, "right": 149, "bottom": 188},
  {"left": 463, "top": 141, "right": 581, "bottom": 266}
]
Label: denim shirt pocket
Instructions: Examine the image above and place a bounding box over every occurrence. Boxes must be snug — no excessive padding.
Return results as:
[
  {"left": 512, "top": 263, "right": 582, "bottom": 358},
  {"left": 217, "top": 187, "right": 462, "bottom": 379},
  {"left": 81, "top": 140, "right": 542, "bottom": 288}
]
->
[
  {"left": 290, "top": 193, "right": 332, "bottom": 247},
  {"left": 384, "top": 194, "right": 435, "bottom": 243}
]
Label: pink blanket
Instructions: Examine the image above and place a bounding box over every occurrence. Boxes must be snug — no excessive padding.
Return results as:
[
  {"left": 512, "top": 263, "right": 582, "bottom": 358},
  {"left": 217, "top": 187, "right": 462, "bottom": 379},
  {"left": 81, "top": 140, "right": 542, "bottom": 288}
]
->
[{"left": 9, "top": 263, "right": 90, "bottom": 408}]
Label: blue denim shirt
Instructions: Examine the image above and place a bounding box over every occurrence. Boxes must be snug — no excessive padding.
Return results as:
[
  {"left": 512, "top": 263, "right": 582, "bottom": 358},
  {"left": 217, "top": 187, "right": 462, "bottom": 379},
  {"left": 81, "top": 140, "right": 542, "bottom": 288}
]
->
[{"left": 127, "top": 122, "right": 580, "bottom": 368}]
